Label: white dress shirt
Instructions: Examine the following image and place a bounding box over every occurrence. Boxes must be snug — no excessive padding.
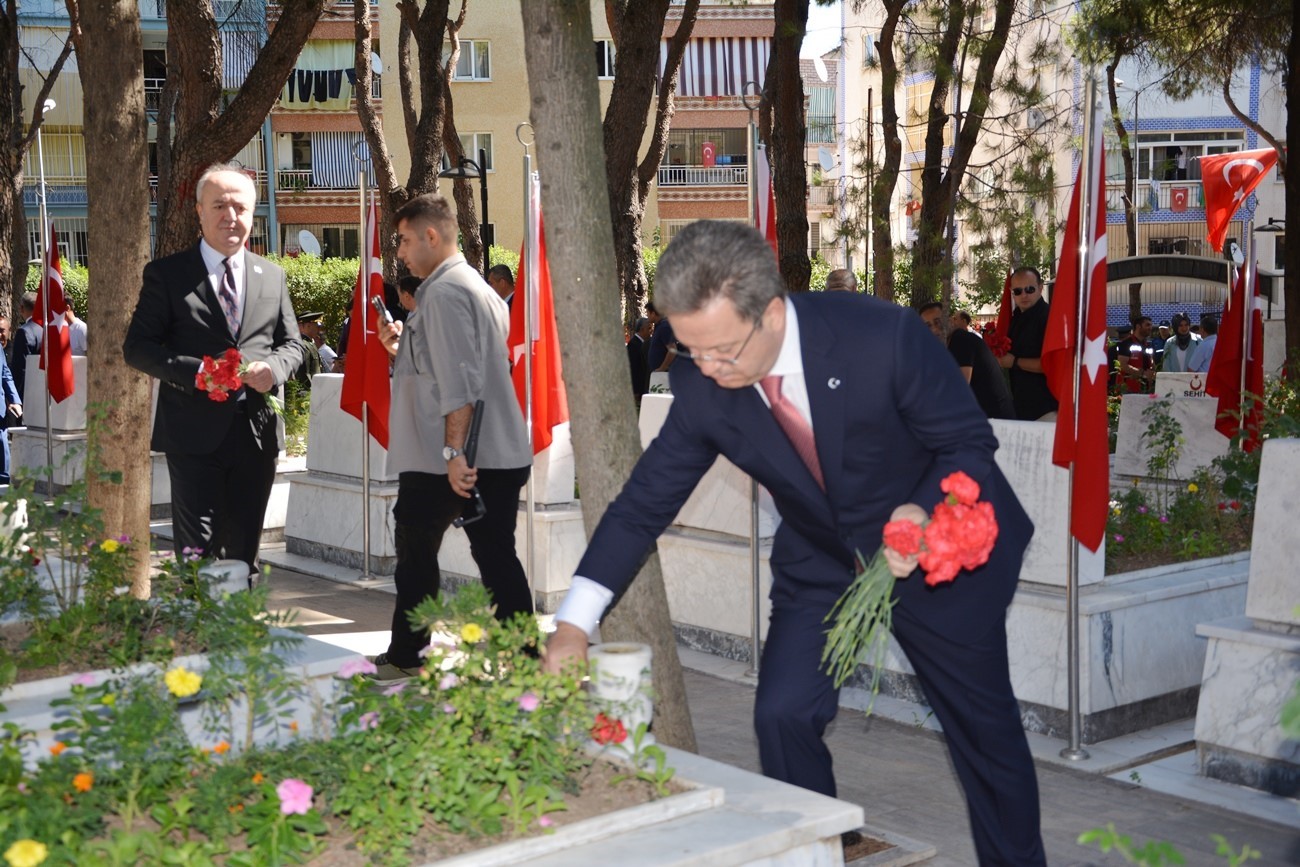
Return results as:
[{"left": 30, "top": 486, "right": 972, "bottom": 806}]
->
[{"left": 199, "top": 240, "right": 245, "bottom": 328}]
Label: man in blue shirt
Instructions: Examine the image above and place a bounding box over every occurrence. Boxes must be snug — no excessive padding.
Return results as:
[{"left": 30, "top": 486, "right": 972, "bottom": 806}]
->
[
  {"left": 1187, "top": 315, "right": 1219, "bottom": 373},
  {"left": 0, "top": 344, "right": 22, "bottom": 485}
]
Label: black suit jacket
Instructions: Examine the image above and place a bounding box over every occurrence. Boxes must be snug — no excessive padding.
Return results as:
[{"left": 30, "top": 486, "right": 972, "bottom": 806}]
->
[
  {"left": 576, "top": 291, "right": 1033, "bottom": 641},
  {"left": 123, "top": 245, "right": 303, "bottom": 455}
]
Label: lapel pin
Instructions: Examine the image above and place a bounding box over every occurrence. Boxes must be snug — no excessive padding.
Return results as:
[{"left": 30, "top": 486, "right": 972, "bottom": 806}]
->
[
  {"left": 828, "top": 377, "right": 841, "bottom": 389},
  {"left": 253, "top": 265, "right": 263, "bottom": 274}
]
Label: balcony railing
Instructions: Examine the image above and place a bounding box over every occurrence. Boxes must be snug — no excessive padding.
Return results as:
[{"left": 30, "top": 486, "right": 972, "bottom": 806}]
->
[
  {"left": 22, "top": 182, "right": 88, "bottom": 207},
  {"left": 657, "top": 165, "right": 748, "bottom": 187},
  {"left": 808, "top": 185, "right": 837, "bottom": 208},
  {"left": 1105, "top": 179, "right": 1203, "bottom": 212},
  {"left": 807, "top": 114, "right": 835, "bottom": 145}
]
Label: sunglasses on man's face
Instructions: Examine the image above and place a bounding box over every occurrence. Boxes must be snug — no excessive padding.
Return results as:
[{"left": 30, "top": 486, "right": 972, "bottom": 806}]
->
[{"left": 1011, "top": 286, "right": 1038, "bottom": 297}]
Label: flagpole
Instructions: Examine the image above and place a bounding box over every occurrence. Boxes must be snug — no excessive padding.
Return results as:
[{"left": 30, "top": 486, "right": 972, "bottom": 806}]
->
[
  {"left": 358, "top": 169, "right": 373, "bottom": 581},
  {"left": 36, "top": 121, "right": 53, "bottom": 478},
  {"left": 1240, "top": 221, "right": 1255, "bottom": 443},
  {"left": 1060, "top": 78, "right": 1097, "bottom": 763},
  {"left": 519, "top": 126, "right": 536, "bottom": 613},
  {"left": 743, "top": 80, "right": 763, "bottom": 678}
]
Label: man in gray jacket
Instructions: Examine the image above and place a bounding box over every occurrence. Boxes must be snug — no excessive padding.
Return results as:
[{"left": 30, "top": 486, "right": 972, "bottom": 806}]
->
[{"left": 372, "top": 193, "right": 533, "bottom": 680}]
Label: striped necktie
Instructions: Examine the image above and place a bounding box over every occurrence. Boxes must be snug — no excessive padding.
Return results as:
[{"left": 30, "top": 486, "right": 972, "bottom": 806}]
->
[{"left": 218, "top": 257, "right": 241, "bottom": 336}]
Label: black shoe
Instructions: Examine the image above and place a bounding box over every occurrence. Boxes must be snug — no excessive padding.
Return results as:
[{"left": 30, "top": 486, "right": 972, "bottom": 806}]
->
[{"left": 366, "top": 652, "right": 421, "bottom": 682}]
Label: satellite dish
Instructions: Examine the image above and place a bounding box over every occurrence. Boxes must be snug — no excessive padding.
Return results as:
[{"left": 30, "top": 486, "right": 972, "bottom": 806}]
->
[
  {"left": 370, "top": 52, "right": 383, "bottom": 76},
  {"left": 298, "top": 230, "right": 322, "bottom": 257},
  {"left": 813, "top": 56, "right": 829, "bottom": 83},
  {"left": 818, "top": 147, "right": 835, "bottom": 173},
  {"left": 1228, "top": 241, "right": 1244, "bottom": 267}
]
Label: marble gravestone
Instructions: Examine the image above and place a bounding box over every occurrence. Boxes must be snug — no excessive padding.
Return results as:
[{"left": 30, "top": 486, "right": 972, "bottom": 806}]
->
[
  {"left": 1112, "top": 375, "right": 1230, "bottom": 480},
  {"left": 1195, "top": 437, "right": 1300, "bottom": 796}
]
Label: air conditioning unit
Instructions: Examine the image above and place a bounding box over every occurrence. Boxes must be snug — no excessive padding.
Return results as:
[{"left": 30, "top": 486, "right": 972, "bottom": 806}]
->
[{"left": 1023, "top": 108, "right": 1047, "bottom": 130}]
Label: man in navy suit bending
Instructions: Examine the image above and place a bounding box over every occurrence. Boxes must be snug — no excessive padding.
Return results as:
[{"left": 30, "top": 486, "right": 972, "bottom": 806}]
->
[
  {"left": 545, "top": 221, "right": 1044, "bottom": 865},
  {"left": 124, "top": 164, "right": 303, "bottom": 578}
]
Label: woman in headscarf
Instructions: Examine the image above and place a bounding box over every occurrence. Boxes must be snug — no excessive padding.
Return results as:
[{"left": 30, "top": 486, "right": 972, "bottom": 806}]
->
[{"left": 1160, "top": 312, "right": 1202, "bottom": 372}]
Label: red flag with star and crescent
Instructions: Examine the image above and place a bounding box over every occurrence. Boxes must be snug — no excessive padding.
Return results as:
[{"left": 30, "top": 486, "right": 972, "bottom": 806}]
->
[
  {"left": 1205, "top": 262, "right": 1265, "bottom": 451},
  {"left": 32, "top": 222, "right": 74, "bottom": 403},
  {"left": 1201, "top": 148, "right": 1279, "bottom": 253},
  {"left": 339, "top": 197, "right": 390, "bottom": 448},
  {"left": 1042, "top": 105, "right": 1109, "bottom": 553}
]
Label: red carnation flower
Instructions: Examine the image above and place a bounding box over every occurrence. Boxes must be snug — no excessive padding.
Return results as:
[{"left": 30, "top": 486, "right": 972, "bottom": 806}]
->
[
  {"left": 883, "top": 520, "right": 924, "bottom": 557},
  {"left": 591, "top": 712, "right": 628, "bottom": 746},
  {"left": 940, "top": 471, "right": 981, "bottom": 506}
]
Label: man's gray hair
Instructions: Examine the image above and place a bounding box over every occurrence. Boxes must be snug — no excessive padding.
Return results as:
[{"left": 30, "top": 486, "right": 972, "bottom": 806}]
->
[
  {"left": 195, "top": 163, "right": 258, "bottom": 205},
  {"left": 655, "top": 221, "right": 785, "bottom": 322}
]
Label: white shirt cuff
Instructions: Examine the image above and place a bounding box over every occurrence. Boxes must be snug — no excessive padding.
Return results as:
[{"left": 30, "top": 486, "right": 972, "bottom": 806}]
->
[{"left": 554, "top": 575, "right": 615, "bottom": 637}]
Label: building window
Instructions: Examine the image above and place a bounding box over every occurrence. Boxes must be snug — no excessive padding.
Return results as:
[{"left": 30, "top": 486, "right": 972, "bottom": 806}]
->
[
  {"left": 1276, "top": 234, "right": 1286, "bottom": 270},
  {"left": 453, "top": 41, "right": 491, "bottom": 81},
  {"left": 291, "top": 132, "right": 312, "bottom": 170},
  {"left": 662, "top": 128, "right": 748, "bottom": 167},
  {"left": 595, "top": 40, "right": 616, "bottom": 78},
  {"left": 457, "top": 133, "right": 494, "bottom": 171},
  {"left": 861, "top": 31, "right": 875, "bottom": 66}
]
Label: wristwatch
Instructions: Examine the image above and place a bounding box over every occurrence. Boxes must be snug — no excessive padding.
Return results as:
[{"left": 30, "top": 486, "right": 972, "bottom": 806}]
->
[{"left": 442, "top": 446, "right": 461, "bottom": 462}]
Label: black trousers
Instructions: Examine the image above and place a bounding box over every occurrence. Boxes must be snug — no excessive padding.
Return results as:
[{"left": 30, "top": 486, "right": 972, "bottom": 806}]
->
[
  {"left": 167, "top": 405, "right": 277, "bottom": 577},
  {"left": 385, "top": 466, "right": 532, "bottom": 667},
  {"left": 753, "top": 591, "right": 1045, "bottom": 866}
]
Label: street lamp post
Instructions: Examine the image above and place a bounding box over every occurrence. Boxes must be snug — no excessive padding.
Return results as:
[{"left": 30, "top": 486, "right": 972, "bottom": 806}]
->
[
  {"left": 439, "top": 147, "right": 490, "bottom": 279},
  {"left": 36, "top": 98, "right": 55, "bottom": 476}
]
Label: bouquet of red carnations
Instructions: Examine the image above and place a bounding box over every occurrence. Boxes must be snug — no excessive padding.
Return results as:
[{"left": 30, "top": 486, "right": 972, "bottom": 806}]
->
[
  {"left": 822, "top": 471, "right": 998, "bottom": 709},
  {"left": 195, "top": 347, "right": 283, "bottom": 414}
]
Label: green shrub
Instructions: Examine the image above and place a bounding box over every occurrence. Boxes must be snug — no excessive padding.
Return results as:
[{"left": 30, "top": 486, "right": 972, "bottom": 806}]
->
[
  {"left": 265, "top": 254, "right": 361, "bottom": 348},
  {"left": 24, "top": 262, "right": 89, "bottom": 318}
]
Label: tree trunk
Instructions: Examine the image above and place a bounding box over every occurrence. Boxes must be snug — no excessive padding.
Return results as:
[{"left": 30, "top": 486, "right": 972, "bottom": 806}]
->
[
  {"left": 520, "top": 0, "right": 696, "bottom": 753},
  {"left": 762, "top": 0, "right": 811, "bottom": 292},
  {"left": 602, "top": 0, "right": 699, "bottom": 320},
  {"left": 0, "top": 171, "right": 22, "bottom": 318},
  {"left": 871, "top": 0, "right": 906, "bottom": 301},
  {"left": 1285, "top": 21, "right": 1298, "bottom": 377},
  {"left": 67, "top": 0, "right": 154, "bottom": 597},
  {"left": 154, "top": 0, "right": 329, "bottom": 258}
]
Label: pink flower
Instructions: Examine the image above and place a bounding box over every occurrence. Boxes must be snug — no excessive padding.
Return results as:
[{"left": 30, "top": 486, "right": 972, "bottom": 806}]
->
[
  {"left": 382, "top": 682, "right": 406, "bottom": 697},
  {"left": 276, "top": 778, "right": 314, "bottom": 815},
  {"left": 117, "top": 534, "right": 131, "bottom": 544},
  {"left": 1114, "top": 534, "right": 1125, "bottom": 544},
  {"left": 538, "top": 815, "right": 554, "bottom": 828},
  {"left": 359, "top": 711, "right": 380, "bottom": 730},
  {"left": 518, "top": 692, "right": 540, "bottom": 712},
  {"left": 337, "top": 658, "right": 378, "bottom": 678},
  {"left": 438, "top": 673, "right": 459, "bottom": 691},
  {"left": 442, "top": 703, "right": 456, "bottom": 714},
  {"left": 72, "top": 674, "right": 97, "bottom": 687},
  {"left": 16, "top": 782, "right": 28, "bottom": 794}
]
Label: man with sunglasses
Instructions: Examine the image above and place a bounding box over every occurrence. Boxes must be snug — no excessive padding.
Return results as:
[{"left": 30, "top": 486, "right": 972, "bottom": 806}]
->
[
  {"left": 371, "top": 193, "right": 533, "bottom": 681},
  {"left": 544, "top": 221, "right": 1045, "bottom": 866},
  {"left": 998, "top": 267, "right": 1058, "bottom": 420}
]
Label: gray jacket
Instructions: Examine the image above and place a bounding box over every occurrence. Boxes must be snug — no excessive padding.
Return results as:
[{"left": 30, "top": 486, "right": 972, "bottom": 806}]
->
[{"left": 387, "top": 254, "right": 530, "bottom": 474}]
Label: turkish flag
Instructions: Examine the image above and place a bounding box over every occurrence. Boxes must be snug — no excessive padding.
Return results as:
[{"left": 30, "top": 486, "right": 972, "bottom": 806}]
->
[
  {"left": 339, "top": 197, "right": 391, "bottom": 448},
  {"left": 1201, "top": 148, "right": 1279, "bottom": 253},
  {"left": 1170, "top": 187, "right": 1188, "bottom": 212},
  {"left": 1042, "top": 106, "right": 1109, "bottom": 552},
  {"left": 702, "top": 141, "right": 716, "bottom": 169},
  {"left": 508, "top": 174, "right": 569, "bottom": 454},
  {"left": 1205, "top": 263, "right": 1265, "bottom": 451},
  {"left": 32, "top": 223, "right": 74, "bottom": 403}
]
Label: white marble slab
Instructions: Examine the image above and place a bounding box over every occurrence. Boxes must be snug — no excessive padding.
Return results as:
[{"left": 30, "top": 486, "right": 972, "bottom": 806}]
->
[
  {"left": 1244, "top": 438, "right": 1300, "bottom": 628},
  {"left": 1112, "top": 393, "right": 1229, "bottom": 479},
  {"left": 1194, "top": 616, "right": 1300, "bottom": 768},
  {"left": 20, "top": 356, "right": 88, "bottom": 430},
  {"left": 306, "top": 374, "right": 397, "bottom": 482},
  {"left": 990, "top": 419, "right": 1105, "bottom": 588},
  {"left": 656, "top": 530, "right": 774, "bottom": 642},
  {"left": 639, "top": 394, "right": 778, "bottom": 540},
  {"left": 283, "top": 472, "right": 399, "bottom": 569},
  {"left": 529, "top": 422, "right": 576, "bottom": 506},
  {"left": 1155, "top": 372, "right": 1208, "bottom": 398}
]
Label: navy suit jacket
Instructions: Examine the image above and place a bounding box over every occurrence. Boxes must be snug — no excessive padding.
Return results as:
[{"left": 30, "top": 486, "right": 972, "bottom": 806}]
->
[
  {"left": 576, "top": 291, "right": 1033, "bottom": 641},
  {"left": 123, "top": 245, "right": 303, "bottom": 455},
  {"left": 0, "top": 345, "right": 19, "bottom": 421}
]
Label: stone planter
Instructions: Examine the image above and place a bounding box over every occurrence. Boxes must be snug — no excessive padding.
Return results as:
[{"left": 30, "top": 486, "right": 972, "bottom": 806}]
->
[
  {"left": 1, "top": 629, "right": 357, "bottom": 767},
  {"left": 422, "top": 747, "right": 863, "bottom": 867}
]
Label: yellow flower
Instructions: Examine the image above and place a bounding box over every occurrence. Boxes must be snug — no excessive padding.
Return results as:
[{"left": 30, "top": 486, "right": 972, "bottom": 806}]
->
[
  {"left": 73, "top": 772, "right": 93, "bottom": 793},
  {"left": 460, "top": 623, "right": 485, "bottom": 643},
  {"left": 1187, "top": 482, "right": 1199, "bottom": 493},
  {"left": 4, "top": 839, "right": 48, "bottom": 867},
  {"left": 99, "top": 538, "right": 120, "bottom": 554},
  {"left": 164, "top": 666, "right": 202, "bottom": 698},
  {"left": 101, "top": 694, "right": 116, "bottom": 707}
]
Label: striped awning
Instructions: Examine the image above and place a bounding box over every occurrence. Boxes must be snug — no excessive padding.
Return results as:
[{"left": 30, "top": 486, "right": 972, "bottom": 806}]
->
[
  {"left": 222, "top": 32, "right": 259, "bottom": 90},
  {"left": 662, "top": 37, "right": 771, "bottom": 98},
  {"left": 310, "top": 132, "right": 377, "bottom": 189}
]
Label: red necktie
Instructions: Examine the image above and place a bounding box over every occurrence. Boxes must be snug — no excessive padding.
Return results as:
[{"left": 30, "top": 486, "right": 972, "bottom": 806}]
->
[
  {"left": 219, "top": 257, "right": 241, "bottom": 336},
  {"left": 760, "top": 375, "right": 824, "bottom": 490}
]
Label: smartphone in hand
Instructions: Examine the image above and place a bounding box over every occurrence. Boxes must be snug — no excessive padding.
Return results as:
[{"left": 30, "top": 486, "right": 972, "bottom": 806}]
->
[{"left": 371, "top": 295, "right": 394, "bottom": 325}]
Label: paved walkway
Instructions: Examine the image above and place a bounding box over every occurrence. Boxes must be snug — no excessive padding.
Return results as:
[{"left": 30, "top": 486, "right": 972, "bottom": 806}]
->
[{"left": 261, "top": 562, "right": 1300, "bottom": 866}]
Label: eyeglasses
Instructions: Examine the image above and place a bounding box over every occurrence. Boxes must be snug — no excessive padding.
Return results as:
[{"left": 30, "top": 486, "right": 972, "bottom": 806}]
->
[
  {"left": 1011, "top": 286, "right": 1038, "bottom": 297},
  {"left": 676, "top": 319, "right": 761, "bottom": 366}
]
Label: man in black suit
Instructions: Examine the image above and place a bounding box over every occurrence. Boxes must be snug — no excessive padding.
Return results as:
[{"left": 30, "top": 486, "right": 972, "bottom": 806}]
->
[
  {"left": 626, "top": 316, "right": 651, "bottom": 402},
  {"left": 124, "top": 164, "right": 303, "bottom": 577},
  {"left": 545, "top": 221, "right": 1044, "bottom": 865},
  {"left": 10, "top": 294, "right": 41, "bottom": 401}
]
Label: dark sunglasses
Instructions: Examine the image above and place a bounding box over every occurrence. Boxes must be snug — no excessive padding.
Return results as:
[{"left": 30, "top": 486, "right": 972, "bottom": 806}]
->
[{"left": 1011, "top": 286, "right": 1038, "bottom": 297}]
